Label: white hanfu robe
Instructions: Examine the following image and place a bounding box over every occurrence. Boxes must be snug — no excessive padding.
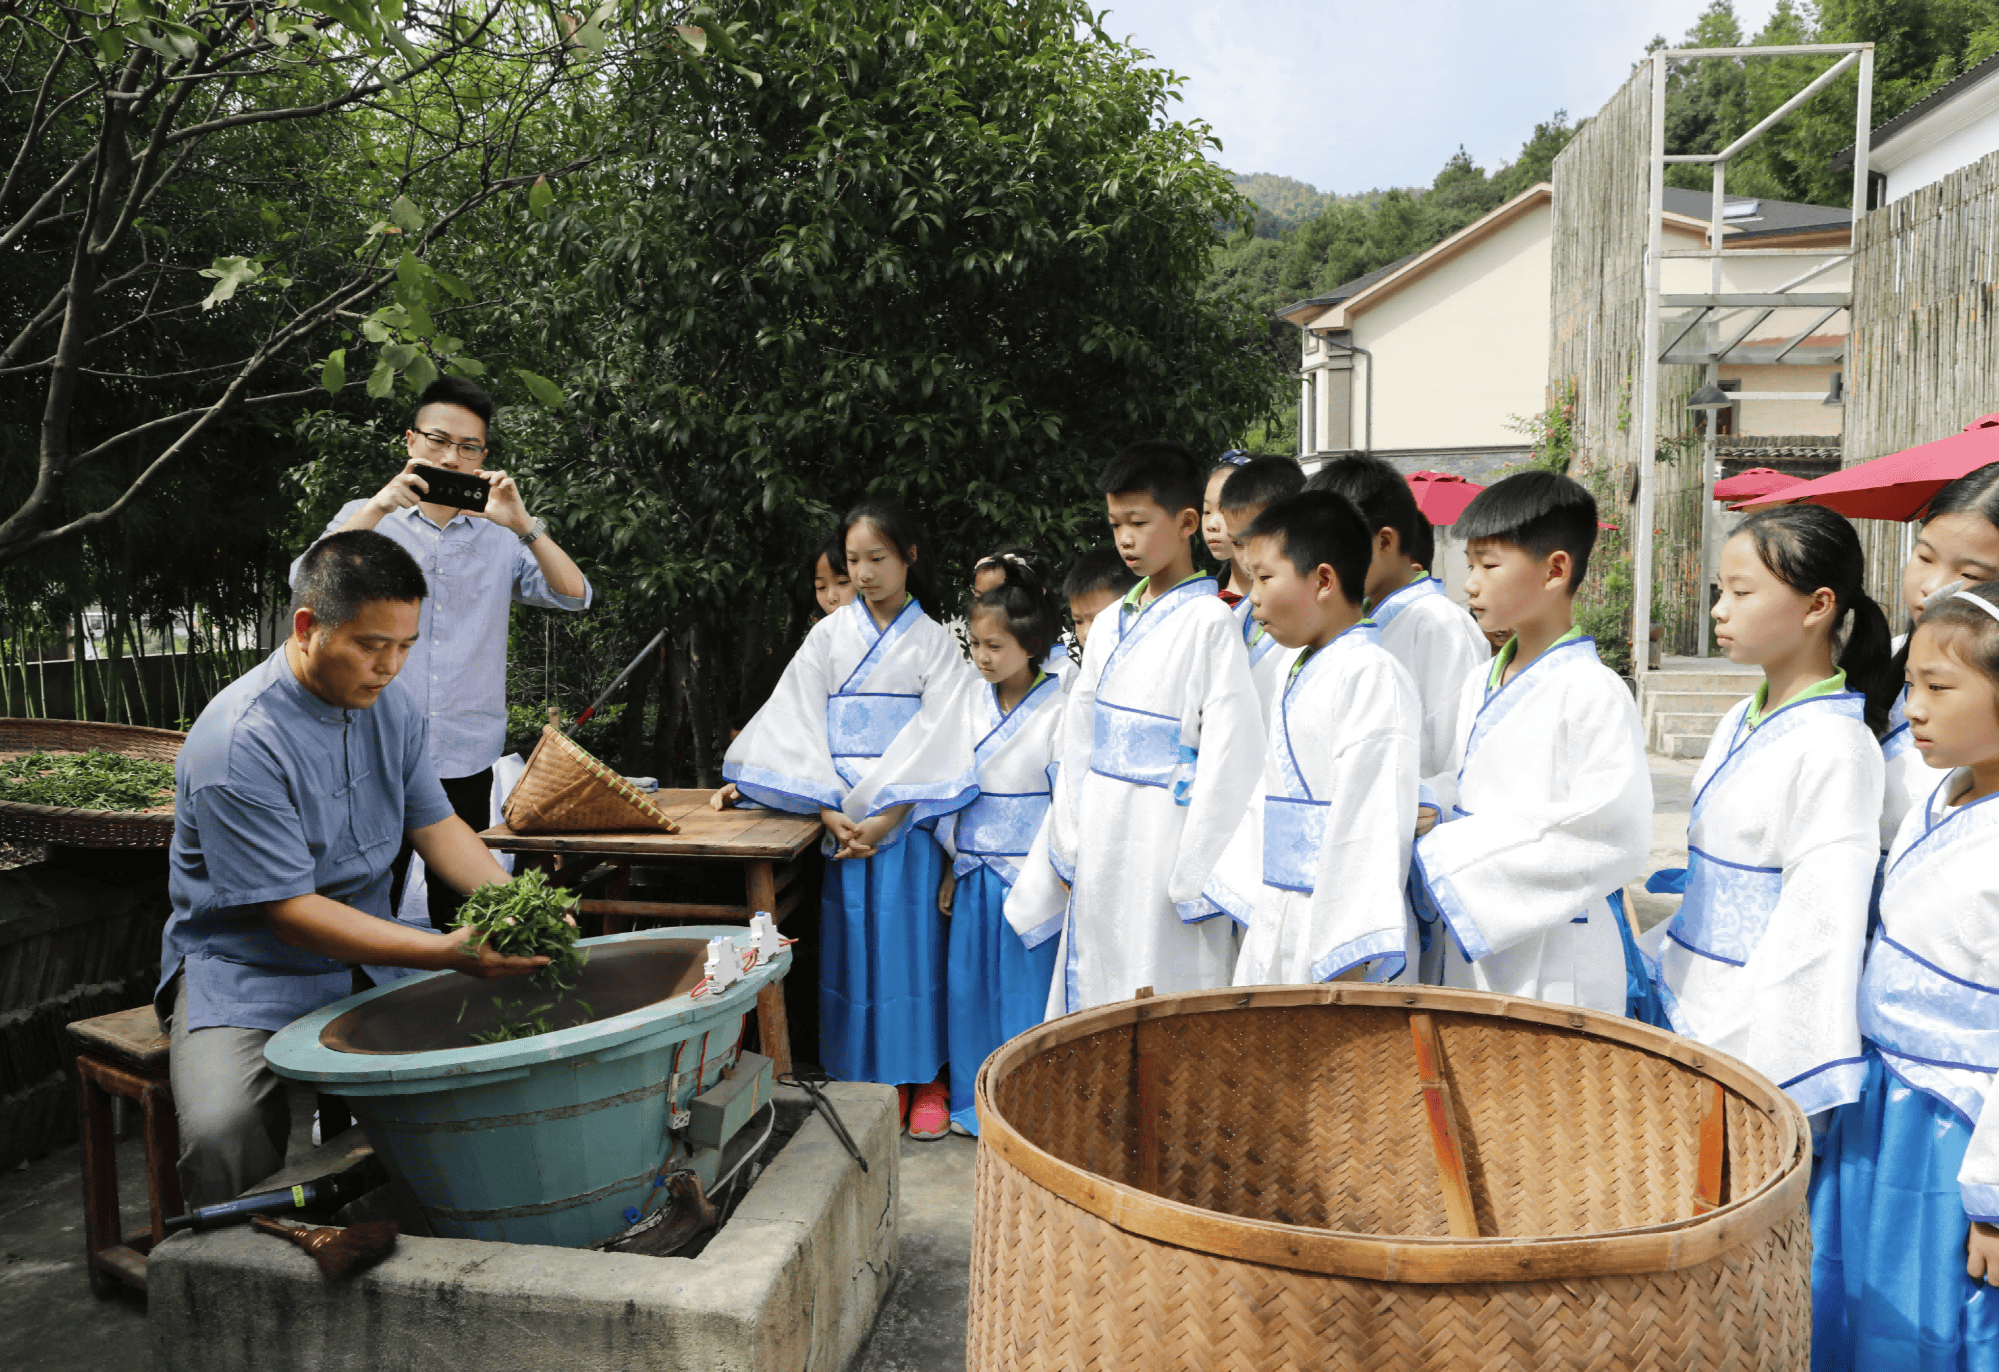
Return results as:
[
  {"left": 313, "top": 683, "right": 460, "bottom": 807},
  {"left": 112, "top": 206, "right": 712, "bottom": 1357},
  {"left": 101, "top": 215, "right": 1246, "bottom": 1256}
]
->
[
  {"left": 1412, "top": 633, "right": 1652, "bottom": 1013},
  {"left": 722, "top": 598, "right": 972, "bottom": 831},
  {"left": 1209, "top": 622, "right": 1421, "bottom": 985},
  {"left": 854, "top": 671, "right": 1068, "bottom": 893},
  {"left": 1649, "top": 687, "right": 1883, "bottom": 1116},
  {"left": 1861, "top": 769, "right": 1999, "bottom": 1215},
  {"left": 1369, "top": 574, "right": 1490, "bottom": 787},
  {"left": 1230, "top": 595, "right": 1285, "bottom": 721},
  {"left": 1880, "top": 685, "right": 1931, "bottom": 853},
  {"left": 1006, "top": 575, "right": 1264, "bottom": 1016}
]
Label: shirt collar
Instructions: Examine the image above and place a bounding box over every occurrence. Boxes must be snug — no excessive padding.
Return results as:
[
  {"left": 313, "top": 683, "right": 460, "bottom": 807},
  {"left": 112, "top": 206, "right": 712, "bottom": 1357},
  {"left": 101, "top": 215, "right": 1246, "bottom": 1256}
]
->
[
  {"left": 1122, "top": 572, "right": 1205, "bottom": 610},
  {"left": 1746, "top": 669, "right": 1847, "bottom": 730},
  {"left": 405, "top": 503, "right": 470, "bottom": 532},
  {"left": 1487, "top": 624, "right": 1584, "bottom": 692},
  {"left": 270, "top": 645, "right": 354, "bottom": 725}
]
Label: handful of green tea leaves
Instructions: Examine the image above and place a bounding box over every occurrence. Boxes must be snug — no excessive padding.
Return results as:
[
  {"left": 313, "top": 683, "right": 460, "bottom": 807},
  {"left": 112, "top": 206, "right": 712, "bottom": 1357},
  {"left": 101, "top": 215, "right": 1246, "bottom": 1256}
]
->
[
  {"left": 0, "top": 749, "right": 174, "bottom": 811},
  {"left": 453, "top": 867, "right": 587, "bottom": 992}
]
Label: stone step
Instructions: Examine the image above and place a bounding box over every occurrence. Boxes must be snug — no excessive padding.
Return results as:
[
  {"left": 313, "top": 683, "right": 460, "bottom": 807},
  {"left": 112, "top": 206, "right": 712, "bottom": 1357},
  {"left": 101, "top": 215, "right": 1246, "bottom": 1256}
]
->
[
  {"left": 1652, "top": 712, "right": 1727, "bottom": 742},
  {"left": 1659, "top": 732, "right": 1712, "bottom": 760},
  {"left": 1641, "top": 689, "right": 1754, "bottom": 717},
  {"left": 1644, "top": 673, "right": 1760, "bottom": 697}
]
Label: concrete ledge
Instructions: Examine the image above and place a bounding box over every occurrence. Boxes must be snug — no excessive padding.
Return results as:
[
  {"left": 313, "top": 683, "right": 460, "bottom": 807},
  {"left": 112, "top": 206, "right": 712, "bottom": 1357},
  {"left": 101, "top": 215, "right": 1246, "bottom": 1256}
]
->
[{"left": 150, "top": 1081, "right": 898, "bottom": 1372}]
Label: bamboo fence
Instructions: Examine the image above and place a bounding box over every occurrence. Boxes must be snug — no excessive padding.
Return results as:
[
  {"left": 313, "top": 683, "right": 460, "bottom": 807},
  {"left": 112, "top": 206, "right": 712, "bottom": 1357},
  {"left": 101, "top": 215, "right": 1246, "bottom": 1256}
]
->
[
  {"left": 1550, "top": 65, "right": 1709, "bottom": 656},
  {"left": 1846, "top": 148, "right": 1999, "bottom": 610}
]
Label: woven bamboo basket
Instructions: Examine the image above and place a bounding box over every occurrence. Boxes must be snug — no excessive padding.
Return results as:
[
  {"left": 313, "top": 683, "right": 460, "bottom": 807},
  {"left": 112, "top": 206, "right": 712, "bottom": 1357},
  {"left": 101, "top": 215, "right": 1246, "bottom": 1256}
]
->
[
  {"left": 969, "top": 984, "right": 1812, "bottom": 1372},
  {"left": 503, "top": 724, "right": 678, "bottom": 835},
  {"left": 0, "top": 719, "right": 185, "bottom": 848}
]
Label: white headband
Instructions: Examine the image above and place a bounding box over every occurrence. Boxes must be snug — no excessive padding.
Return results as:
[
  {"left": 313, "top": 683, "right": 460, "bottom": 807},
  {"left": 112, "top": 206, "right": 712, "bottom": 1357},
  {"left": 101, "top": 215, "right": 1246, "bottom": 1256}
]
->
[{"left": 1956, "top": 588, "right": 1999, "bottom": 625}]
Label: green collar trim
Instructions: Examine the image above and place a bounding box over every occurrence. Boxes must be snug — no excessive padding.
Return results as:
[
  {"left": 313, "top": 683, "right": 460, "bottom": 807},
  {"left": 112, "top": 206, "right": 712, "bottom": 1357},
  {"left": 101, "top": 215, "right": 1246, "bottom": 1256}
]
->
[
  {"left": 1487, "top": 625, "right": 1584, "bottom": 693},
  {"left": 1123, "top": 572, "right": 1204, "bottom": 611},
  {"left": 1746, "top": 669, "right": 1846, "bottom": 730}
]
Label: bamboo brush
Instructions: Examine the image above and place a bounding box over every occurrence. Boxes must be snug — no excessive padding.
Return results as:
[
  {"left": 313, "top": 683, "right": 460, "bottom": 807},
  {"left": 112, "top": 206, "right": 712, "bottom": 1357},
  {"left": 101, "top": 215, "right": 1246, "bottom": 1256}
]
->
[{"left": 250, "top": 1215, "right": 399, "bottom": 1280}]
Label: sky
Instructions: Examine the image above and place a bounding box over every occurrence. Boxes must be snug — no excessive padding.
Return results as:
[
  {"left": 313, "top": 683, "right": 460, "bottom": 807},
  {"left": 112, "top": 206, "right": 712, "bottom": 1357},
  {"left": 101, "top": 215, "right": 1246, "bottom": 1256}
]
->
[{"left": 1099, "top": 0, "right": 1788, "bottom": 193}]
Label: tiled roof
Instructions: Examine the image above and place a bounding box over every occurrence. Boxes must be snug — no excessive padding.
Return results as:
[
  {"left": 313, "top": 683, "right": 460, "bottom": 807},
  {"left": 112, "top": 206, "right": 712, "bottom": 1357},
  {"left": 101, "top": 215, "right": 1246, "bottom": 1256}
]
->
[
  {"left": 1276, "top": 254, "right": 1420, "bottom": 320},
  {"left": 1831, "top": 50, "right": 1999, "bottom": 171},
  {"left": 1660, "top": 187, "right": 1850, "bottom": 238}
]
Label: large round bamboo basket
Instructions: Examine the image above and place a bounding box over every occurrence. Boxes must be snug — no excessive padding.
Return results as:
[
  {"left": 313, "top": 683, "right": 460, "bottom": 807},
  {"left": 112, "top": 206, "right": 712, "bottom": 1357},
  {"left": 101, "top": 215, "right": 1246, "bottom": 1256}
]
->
[
  {"left": 0, "top": 719, "right": 184, "bottom": 848},
  {"left": 969, "top": 984, "right": 1812, "bottom": 1371}
]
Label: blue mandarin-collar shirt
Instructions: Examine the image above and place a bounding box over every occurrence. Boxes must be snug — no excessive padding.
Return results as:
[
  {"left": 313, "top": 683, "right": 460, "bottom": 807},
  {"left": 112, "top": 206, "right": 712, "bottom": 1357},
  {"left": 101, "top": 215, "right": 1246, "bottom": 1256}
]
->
[
  {"left": 156, "top": 648, "right": 454, "bottom": 1032},
  {"left": 292, "top": 502, "right": 592, "bottom": 779}
]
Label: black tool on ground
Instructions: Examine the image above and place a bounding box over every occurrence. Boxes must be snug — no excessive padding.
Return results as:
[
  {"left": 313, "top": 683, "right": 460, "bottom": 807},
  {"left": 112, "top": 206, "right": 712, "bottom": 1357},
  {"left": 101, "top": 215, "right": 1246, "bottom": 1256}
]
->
[
  {"left": 778, "top": 1070, "right": 868, "bottom": 1173},
  {"left": 411, "top": 462, "right": 489, "bottom": 512},
  {"left": 571, "top": 625, "right": 670, "bottom": 729},
  {"left": 163, "top": 1169, "right": 380, "bottom": 1232}
]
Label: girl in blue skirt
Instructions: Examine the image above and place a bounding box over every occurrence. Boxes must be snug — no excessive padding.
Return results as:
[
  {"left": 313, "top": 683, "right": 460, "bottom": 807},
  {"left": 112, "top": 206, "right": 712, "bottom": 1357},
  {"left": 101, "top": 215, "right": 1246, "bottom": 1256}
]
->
[
  {"left": 852, "top": 555, "right": 1067, "bottom": 1137},
  {"left": 717, "top": 500, "right": 973, "bottom": 1128},
  {"left": 1812, "top": 582, "right": 1999, "bottom": 1371}
]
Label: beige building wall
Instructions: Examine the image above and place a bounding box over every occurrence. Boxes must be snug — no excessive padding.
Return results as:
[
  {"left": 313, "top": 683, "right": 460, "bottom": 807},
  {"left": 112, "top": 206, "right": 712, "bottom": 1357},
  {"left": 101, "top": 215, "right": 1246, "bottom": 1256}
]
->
[{"left": 1347, "top": 206, "right": 1552, "bottom": 452}]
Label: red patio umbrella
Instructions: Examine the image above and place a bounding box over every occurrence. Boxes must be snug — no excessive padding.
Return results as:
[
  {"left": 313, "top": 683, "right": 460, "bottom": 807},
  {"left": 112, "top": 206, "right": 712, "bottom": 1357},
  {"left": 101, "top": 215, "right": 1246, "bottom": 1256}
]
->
[
  {"left": 1407, "top": 470, "right": 1485, "bottom": 525},
  {"left": 1713, "top": 467, "right": 1805, "bottom": 504},
  {"left": 1738, "top": 415, "right": 1999, "bottom": 521}
]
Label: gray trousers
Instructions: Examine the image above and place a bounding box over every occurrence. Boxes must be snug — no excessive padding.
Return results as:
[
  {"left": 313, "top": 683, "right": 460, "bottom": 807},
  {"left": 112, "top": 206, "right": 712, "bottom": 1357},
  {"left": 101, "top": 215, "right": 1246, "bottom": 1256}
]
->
[{"left": 162, "top": 975, "right": 291, "bottom": 1209}]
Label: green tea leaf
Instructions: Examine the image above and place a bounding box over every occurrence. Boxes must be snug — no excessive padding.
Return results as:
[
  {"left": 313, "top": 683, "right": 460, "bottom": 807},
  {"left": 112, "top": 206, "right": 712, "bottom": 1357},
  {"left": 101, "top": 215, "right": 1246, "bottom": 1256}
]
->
[
  {"left": 320, "top": 348, "right": 347, "bottom": 394},
  {"left": 513, "top": 367, "right": 566, "bottom": 408}
]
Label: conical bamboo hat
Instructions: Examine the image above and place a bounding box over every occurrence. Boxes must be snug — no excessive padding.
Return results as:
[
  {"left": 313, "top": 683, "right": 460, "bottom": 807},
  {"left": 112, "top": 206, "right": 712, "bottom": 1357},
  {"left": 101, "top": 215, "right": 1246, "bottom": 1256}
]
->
[{"left": 503, "top": 725, "right": 678, "bottom": 834}]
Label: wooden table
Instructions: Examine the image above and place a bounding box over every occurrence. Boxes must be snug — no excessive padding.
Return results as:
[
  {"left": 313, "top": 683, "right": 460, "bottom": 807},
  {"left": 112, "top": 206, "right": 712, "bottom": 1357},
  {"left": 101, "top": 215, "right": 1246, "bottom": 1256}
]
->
[{"left": 478, "top": 791, "right": 822, "bottom": 1075}]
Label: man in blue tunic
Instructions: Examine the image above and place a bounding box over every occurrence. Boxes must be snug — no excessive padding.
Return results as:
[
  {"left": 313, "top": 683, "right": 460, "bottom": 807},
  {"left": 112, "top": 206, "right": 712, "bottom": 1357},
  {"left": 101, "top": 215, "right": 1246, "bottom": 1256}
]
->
[{"left": 157, "top": 531, "right": 550, "bottom": 1206}]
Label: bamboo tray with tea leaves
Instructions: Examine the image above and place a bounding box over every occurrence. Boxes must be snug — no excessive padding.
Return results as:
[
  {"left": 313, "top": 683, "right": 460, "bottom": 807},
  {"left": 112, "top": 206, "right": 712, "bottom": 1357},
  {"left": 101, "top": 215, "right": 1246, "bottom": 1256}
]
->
[{"left": 0, "top": 719, "right": 186, "bottom": 848}]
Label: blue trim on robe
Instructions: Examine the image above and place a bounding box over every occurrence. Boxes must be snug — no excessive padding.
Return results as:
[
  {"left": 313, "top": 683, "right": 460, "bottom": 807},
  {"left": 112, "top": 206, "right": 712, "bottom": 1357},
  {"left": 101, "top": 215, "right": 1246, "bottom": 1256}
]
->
[
  {"left": 1314, "top": 929, "right": 1407, "bottom": 984},
  {"left": 726, "top": 764, "right": 841, "bottom": 815},
  {"left": 1367, "top": 575, "right": 1444, "bottom": 631},
  {"left": 1453, "top": 635, "right": 1600, "bottom": 806}
]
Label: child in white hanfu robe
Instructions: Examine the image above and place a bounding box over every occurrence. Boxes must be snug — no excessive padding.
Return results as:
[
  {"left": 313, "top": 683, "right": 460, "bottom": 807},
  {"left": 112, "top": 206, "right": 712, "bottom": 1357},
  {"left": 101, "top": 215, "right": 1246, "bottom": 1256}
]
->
[
  {"left": 1649, "top": 507, "right": 1893, "bottom": 1119},
  {"left": 719, "top": 503, "right": 973, "bottom": 1102},
  {"left": 1206, "top": 492, "right": 1421, "bottom": 986},
  {"left": 1216, "top": 456, "right": 1305, "bottom": 722},
  {"left": 1812, "top": 587, "right": 1999, "bottom": 1371},
  {"left": 1008, "top": 443, "right": 1263, "bottom": 1016},
  {"left": 1306, "top": 455, "right": 1490, "bottom": 797},
  {"left": 1411, "top": 472, "right": 1651, "bottom": 1014}
]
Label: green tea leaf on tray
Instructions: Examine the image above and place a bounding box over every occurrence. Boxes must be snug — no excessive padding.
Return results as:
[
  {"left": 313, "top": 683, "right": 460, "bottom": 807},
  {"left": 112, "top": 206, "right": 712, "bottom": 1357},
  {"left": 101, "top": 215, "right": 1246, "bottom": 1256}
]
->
[{"left": 0, "top": 750, "right": 175, "bottom": 812}]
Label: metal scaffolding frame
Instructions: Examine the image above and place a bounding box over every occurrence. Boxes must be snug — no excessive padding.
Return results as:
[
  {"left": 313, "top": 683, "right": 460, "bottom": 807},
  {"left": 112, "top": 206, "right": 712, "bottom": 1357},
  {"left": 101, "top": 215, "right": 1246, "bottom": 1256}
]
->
[{"left": 1633, "top": 42, "right": 1874, "bottom": 683}]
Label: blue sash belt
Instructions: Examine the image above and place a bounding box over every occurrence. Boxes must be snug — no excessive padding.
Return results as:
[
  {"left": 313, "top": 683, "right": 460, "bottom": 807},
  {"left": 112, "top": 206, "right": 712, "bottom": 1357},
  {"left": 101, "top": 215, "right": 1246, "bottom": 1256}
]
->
[{"left": 1665, "top": 845, "right": 1781, "bottom": 967}]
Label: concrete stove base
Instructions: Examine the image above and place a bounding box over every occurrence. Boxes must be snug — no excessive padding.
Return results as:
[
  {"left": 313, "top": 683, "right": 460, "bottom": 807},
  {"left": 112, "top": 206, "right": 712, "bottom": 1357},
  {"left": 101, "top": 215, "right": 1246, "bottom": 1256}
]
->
[{"left": 148, "top": 1082, "right": 898, "bottom": 1372}]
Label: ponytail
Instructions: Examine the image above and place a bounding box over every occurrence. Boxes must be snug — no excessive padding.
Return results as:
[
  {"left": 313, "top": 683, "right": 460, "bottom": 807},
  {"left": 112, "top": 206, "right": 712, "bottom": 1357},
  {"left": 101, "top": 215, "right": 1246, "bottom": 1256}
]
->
[{"left": 1734, "top": 504, "right": 1899, "bottom": 736}]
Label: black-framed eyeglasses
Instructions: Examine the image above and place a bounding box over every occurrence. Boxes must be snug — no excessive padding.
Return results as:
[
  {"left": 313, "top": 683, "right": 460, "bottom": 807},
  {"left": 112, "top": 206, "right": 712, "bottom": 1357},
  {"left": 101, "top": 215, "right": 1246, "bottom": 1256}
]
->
[{"left": 413, "top": 429, "right": 488, "bottom": 458}]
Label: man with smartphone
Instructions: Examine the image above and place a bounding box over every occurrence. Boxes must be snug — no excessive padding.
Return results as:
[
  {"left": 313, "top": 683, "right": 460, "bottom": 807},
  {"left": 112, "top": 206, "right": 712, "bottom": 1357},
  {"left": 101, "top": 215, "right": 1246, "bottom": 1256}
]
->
[{"left": 290, "top": 377, "right": 591, "bottom": 931}]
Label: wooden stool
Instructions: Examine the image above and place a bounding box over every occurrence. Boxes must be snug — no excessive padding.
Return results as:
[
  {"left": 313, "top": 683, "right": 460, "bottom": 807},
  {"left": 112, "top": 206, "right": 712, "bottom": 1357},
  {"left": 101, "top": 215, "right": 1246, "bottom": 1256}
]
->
[{"left": 67, "top": 1005, "right": 181, "bottom": 1297}]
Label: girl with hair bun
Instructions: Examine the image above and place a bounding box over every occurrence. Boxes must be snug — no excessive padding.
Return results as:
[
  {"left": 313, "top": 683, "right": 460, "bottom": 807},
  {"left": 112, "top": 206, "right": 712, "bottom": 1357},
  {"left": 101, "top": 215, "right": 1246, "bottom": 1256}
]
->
[
  {"left": 715, "top": 499, "right": 973, "bottom": 1131},
  {"left": 1812, "top": 581, "right": 1999, "bottom": 1370},
  {"left": 1646, "top": 503, "right": 1890, "bottom": 1125},
  {"left": 854, "top": 553, "right": 1068, "bottom": 1137}
]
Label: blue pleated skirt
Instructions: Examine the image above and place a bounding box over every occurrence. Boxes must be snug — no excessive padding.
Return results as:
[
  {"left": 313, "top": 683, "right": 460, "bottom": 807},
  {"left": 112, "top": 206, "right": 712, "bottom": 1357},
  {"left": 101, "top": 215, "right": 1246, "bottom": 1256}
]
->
[
  {"left": 945, "top": 864, "right": 1061, "bottom": 1135},
  {"left": 1811, "top": 1052, "right": 1999, "bottom": 1372},
  {"left": 818, "top": 832, "right": 948, "bottom": 1087}
]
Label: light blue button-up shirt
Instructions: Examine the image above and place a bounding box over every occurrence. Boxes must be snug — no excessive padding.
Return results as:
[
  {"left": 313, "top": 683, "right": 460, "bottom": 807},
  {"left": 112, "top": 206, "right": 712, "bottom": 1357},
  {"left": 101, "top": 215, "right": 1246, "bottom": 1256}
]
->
[
  {"left": 156, "top": 648, "right": 455, "bottom": 1032},
  {"left": 293, "top": 502, "right": 592, "bottom": 778}
]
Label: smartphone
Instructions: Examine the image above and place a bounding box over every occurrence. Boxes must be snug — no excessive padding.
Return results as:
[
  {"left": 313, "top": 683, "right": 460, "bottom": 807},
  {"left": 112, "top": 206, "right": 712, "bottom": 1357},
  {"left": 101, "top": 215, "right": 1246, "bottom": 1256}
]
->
[{"left": 411, "top": 463, "right": 489, "bottom": 512}]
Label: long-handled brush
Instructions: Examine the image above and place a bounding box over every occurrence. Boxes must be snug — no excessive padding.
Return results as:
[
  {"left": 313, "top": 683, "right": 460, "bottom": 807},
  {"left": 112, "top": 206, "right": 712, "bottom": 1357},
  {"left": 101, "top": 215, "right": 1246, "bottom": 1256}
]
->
[{"left": 250, "top": 1215, "right": 399, "bottom": 1281}]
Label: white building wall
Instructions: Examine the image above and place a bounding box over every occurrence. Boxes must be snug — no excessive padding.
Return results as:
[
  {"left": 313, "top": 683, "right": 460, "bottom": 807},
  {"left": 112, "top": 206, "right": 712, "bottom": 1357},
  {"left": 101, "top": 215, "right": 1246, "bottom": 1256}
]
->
[
  {"left": 1347, "top": 207, "right": 1551, "bottom": 452},
  {"left": 1883, "top": 98, "right": 1999, "bottom": 203}
]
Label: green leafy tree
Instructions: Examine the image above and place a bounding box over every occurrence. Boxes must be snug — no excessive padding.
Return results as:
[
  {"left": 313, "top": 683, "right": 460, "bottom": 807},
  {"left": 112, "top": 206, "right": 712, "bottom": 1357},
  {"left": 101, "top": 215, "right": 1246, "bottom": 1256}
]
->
[
  {"left": 0, "top": 0, "right": 702, "bottom": 570},
  {"left": 389, "top": 0, "right": 1275, "bottom": 781}
]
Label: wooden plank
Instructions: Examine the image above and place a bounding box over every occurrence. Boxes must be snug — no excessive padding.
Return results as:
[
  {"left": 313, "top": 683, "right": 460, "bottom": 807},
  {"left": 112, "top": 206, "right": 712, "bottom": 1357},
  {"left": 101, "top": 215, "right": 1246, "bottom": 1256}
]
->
[
  {"left": 577, "top": 898, "right": 748, "bottom": 921},
  {"left": 478, "top": 818, "right": 820, "bottom": 861},
  {"left": 1693, "top": 1079, "right": 1727, "bottom": 1215},
  {"left": 1408, "top": 1012, "right": 1482, "bottom": 1238}
]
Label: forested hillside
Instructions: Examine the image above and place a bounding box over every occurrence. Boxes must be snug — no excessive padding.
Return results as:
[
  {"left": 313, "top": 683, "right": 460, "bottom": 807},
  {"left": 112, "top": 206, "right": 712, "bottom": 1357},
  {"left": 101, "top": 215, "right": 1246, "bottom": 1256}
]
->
[{"left": 1213, "top": 0, "right": 1999, "bottom": 453}]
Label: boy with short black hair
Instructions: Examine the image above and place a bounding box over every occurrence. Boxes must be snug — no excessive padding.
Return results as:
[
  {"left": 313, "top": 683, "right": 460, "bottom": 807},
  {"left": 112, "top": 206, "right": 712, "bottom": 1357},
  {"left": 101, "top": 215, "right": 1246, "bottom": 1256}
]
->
[
  {"left": 1410, "top": 471, "right": 1652, "bottom": 1012},
  {"left": 1218, "top": 457, "right": 1307, "bottom": 717},
  {"left": 1060, "top": 547, "right": 1139, "bottom": 659},
  {"left": 1209, "top": 492, "right": 1421, "bottom": 986},
  {"left": 1005, "top": 440, "right": 1263, "bottom": 1013},
  {"left": 1308, "top": 455, "right": 1488, "bottom": 789}
]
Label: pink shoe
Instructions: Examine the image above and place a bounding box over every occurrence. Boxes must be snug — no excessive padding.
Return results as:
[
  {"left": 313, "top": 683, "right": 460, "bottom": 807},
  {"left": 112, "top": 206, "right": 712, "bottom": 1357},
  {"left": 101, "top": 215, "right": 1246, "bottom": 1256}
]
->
[{"left": 906, "top": 1082, "right": 950, "bottom": 1140}]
